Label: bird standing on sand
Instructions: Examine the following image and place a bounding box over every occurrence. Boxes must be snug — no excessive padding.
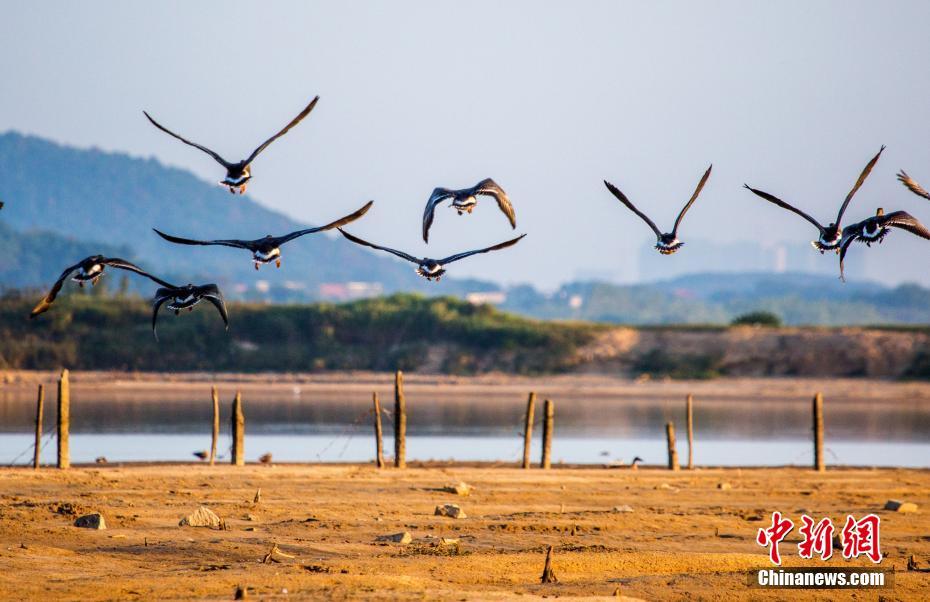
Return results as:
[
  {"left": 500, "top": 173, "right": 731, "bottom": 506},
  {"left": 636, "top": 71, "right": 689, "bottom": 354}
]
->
[
  {"left": 143, "top": 96, "right": 319, "bottom": 194},
  {"left": 744, "top": 146, "right": 885, "bottom": 253},
  {"left": 837, "top": 208, "right": 930, "bottom": 280},
  {"left": 338, "top": 229, "right": 525, "bottom": 281},
  {"left": 604, "top": 165, "right": 712, "bottom": 255},
  {"left": 422, "top": 178, "right": 516, "bottom": 242},
  {"left": 30, "top": 256, "right": 166, "bottom": 317},
  {"left": 154, "top": 201, "right": 374, "bottom": 270},
  {"left": 152, "top": 282, "right": 229, "bottom": 340}
]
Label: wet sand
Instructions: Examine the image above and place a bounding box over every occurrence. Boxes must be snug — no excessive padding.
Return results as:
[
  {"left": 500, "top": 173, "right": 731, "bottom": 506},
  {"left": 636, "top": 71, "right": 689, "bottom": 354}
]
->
[{"left": 1, "top": 464, "right": 927, "bottom": 600}]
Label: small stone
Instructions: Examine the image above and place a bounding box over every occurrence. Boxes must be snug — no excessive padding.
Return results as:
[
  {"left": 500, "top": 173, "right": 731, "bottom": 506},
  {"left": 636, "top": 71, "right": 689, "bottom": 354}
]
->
[
  {"left": 656, "top": 483, "right": 672, "bottom": 490},
  {"left": 234, "top": 585, "right": 247, "bottom": 600},
  {"left": 442, "top": 481, "right": 472, "bottom": 496},
  {"left": 717, "top": 482, "right": 732, "bottom": 491},
  {"left": 179, "top": 506, "right": 222, "bottom": 528},
  {"left": 376, "top": 531, "right": 412, "bottom": 544},
  {"left": 884, "top": 500, "right": 918, "bottom": 513},
  {"left": 439, "top": 537, "right": 459, "bottom": 546},
  {"left": 612, "top": 505, "right": 634, "bottom": 513},
  {"left": 74, "top": 513, "right": 106, "bottom": 530},
  {"left": 434, "top": 504, "right": 466, "bottom": 519}
]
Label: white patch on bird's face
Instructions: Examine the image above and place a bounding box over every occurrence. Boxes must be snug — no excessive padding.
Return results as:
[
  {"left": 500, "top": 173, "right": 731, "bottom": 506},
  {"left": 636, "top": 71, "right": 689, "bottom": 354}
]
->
[{"left": 453, "top": 197, "right": 477, "bottom": 209}]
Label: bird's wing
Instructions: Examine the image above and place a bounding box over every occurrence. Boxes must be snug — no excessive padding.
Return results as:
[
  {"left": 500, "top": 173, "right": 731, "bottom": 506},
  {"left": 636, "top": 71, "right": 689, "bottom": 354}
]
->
[
  {"left": 603, "top": 181, "right": 662, "bottom": 237},
  {"left": 440, "top": 234, "right": 526, "bottom": 264},
  {"left": 836, "top": 145, "right": 885, "bottom": 224},
  {"left": 837, "top": 226, "right": 861, "bottom": 282},
  {"left": 276, "top": 200, "right": 374, "bottom": 245},
  {"left": 422, "top": 188, "right": 455, "bottom": 243},
  {"left": 29, "top": 260, "right": 83, "bottom": 318},
  {"left": 474, "top": 178, "right": 517, "bottom": 229},
  {"left": 244, "top": 96, "right": 319, "bottom": 165},
  {"left": 151, "top": 289, "right": 174, "bottom": 341},
  {"left": 743, "top": 184, "right": 825, "bottom": 234},
  {"left": 337, "top": 229, "right": 421, "bottom": 264},
  {"left": 102, "top": 257, "right": 176, "bottom": 288},
  {"left": 882, "top": 210, "right": 930, "bottom": 239},
  {"left": 143, "top": 111, "right": 232, "bottom": 168},
  {"left": 897, "top": 170, "right": 930, "bottom": 201},
  {"left": 672, "top": 164, "right": 712, "bottom": 235},
  {"left": 199, "top": 285, "right": 229, "bottom": 330},
  {"left": 153, "top": 228, "right": 252, "bottom": 250}
]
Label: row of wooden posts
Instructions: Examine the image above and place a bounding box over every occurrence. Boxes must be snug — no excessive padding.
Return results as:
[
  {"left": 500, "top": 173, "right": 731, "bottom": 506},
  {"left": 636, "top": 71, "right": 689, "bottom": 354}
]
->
[{"left": 31, "top": 369, "right": 826, "bottom": 471}]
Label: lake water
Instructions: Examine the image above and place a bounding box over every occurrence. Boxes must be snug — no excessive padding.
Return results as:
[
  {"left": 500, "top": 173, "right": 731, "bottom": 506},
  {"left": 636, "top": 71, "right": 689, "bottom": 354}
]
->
[{"left": 1, "top": 384, "right": 928, "bottom": 467}]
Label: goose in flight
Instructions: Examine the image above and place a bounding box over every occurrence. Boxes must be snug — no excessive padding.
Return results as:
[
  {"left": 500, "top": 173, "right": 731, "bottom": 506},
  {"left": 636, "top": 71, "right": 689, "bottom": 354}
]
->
[
  {"left": 154, "top": 201, "right": 373, "bottom": 270},
  {"left": 143, "top": 96, "right": 319, "bottom": 194},
  {"left": 744, "top": 146, "right": 885, "bottom": 253},
  {"left": 838, "top": 208, "right": 930, "bottom": 280},
  {"left": 338, "top": 229, "right": 525, "bottom": 281},
  {"left": 897, "top": 170, "right": 930, "bottom": 201},
  {"left": 422, "top": 178, "right": 516, "bottom": 242},
  {"left": 604, "top": 165, "right": 712, "bottom": 255},
  {"left": 30, "top": 256, "right": 166, "bottom": 318},
  {"left": 152, "top": 282, "right": 228, "bottom": 340}
]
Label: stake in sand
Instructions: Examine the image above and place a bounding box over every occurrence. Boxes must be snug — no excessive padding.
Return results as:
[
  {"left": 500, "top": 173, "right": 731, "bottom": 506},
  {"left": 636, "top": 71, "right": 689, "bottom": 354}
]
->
[
  {"left": 57, "top": 369, "right": 70, "bottom": 470},
  {"left": 210, "top": 386, "right": 219, "bottom": 466},
  {"left": 231, "top": 390, "right": 244, "bottom": 466},
  {"left": 666, "top": 421, "right": 680, "bottom": 471},
  {"left": 394, "top": 371, "right": 406, "bottom": 469},
  {"left": 540, "top": 399, "right": 554, "bottom": 469},
  {"left": 522, "top": 392, "right": 536, "bottom": 469},
  {"left": 373, "top": 392, "right": 385, "bottom": 469},
  {"left": 33, "top": 384, "right": 44, "bottom": 469},
  {"left": 813, "top": 392, "right": 824, "bottom": 472}
]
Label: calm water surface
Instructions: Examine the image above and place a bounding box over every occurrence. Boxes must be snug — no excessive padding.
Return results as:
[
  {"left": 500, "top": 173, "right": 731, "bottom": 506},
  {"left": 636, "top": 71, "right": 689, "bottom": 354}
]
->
[{"left": 1, "top": 388, "right": 928, "bottom": 466}]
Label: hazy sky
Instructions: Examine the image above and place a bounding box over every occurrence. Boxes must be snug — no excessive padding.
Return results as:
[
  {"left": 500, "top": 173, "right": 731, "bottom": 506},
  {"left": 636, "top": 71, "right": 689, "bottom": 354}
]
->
[{"left": 3, "top": 2, "right": 930, "bottom": 289}]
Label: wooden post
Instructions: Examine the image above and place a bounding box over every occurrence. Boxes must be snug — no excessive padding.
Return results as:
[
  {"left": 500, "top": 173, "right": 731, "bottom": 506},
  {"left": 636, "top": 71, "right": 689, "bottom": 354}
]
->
[
  {"left": 540, "top": 544, "right": 558, "bottom": 583},
  {"left": 686, "top": 394, "right": 694, "bottom": 470},
  {"left": 33, "top": 384, "right": 44, "bottom": 469},
  {"left": 666, "top": 421, "right": 680, "bottom": 471},
  {"left": 231, "top": 390, "right": 244, "bottom": 466},
  {"left": 373, "top": 392, "right": 385, "bottom": 469},
  {"left": 813, "top": 392, "right": 825, "bottom": 472},
  {"left": 209, "top": 386, "right": 219, "bottom": 466},
  {"left": 540, "top": 398, "right": 554, "bottom": 469},
  {"left": 394, "top": 371, "right": 406, "bottom": 469},
  {"left": 57, "top": 369, "right": 70, "bottom": 469},
  {"left": 522, "top": 392, "right": 536, "bottom": 469}
]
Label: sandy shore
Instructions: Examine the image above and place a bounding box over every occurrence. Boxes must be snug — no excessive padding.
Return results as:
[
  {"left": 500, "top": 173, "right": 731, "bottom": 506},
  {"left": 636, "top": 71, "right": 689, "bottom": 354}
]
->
[{"left": 0, "top": 464, "right": 927, "bottom": 600}]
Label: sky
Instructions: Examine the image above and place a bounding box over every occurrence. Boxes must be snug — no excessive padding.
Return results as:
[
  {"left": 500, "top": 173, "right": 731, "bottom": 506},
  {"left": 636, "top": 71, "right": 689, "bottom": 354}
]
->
[{"left": 3, "top": 1, "right": 930, "bottom": 289}]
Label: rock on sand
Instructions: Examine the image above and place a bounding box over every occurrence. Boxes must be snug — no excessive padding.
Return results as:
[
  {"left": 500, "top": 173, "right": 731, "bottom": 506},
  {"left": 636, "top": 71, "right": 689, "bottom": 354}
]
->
[
  {"left": 74, "top": 513, "right": 106, "bottom": 529},
  {"left": 179, "top": 506, "right": 223, "bottom": 528},
  {"left": 435, "top": 504, "right": 466, "bottom": 519}
]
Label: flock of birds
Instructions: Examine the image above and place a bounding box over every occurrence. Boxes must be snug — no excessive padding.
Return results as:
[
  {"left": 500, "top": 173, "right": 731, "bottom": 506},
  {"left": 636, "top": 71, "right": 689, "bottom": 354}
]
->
[{"left": 9, "top": 94, "right": 930, "bottom": 339}]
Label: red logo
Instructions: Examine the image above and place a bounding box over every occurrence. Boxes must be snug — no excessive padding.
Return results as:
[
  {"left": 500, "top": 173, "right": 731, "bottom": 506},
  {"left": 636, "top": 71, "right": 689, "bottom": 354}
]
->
[
  {"left": 756, "top": 512, "right": 794, "bottom": 565},
  {"left": 798, "top": 515, "right": 835, "bottom": 560},
  {"left": 757, "top": 513, "right": 882, "bottom": 565},
  {"left": 841, "top": 514, "right": 882, "bottom": 563}
]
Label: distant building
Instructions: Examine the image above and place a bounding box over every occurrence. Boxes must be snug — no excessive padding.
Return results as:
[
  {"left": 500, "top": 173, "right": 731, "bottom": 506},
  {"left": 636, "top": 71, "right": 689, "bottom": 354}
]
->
[
  {"left": 466, "top": 291, "right": 507, "bottom": 305},
  {"left": 319, "top": 281, "right": 384, "bottom": 301}
]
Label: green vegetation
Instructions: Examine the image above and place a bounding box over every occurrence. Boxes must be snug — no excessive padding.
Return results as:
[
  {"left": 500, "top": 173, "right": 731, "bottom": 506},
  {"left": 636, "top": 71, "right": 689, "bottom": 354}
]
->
[
  {"left": 731, "top": 311, "right": 782, "bottom": 327},
  {"left": 0, "top": 293, "right": 602, "bottom": 374}
]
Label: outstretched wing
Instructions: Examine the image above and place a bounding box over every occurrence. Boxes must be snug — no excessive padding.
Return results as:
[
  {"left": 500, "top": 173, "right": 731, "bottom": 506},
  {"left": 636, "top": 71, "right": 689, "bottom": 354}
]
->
[
  {"left": 338, "top": 229, "right": 421, "bottom": 264},
  {"left": 153, "top": 228, "right": 253, "bottom": 251},
  {"left": 244, "top": 96, "right": 319, "bottom": 165},
  {"left": 603, "top": 181, "right": 662, "bottom": 237},
  {"left": 102, "top": 257, "right": 175, "bottom": 288},
  {"left": 474, "top": 178, "right": 517, "bottom": 229},
  {"left": 199, "top": 284, "right": 229, "bottom": 330},
  {"left": 277, "top": 201, "right": 374, "bottom": 245},
  {"left": 151, "top": 288, "right": 174, "bottom": 341},
  {"left": 672, "top": 164, "right": 712, "bottom": 235},
  {"left": 743, "top": 184, "right": 825, "bottom": 234},
  {"left": 29, "top": 260, "right": 83, "bottom": 318},
  {"left": 881, "top": 210, "right": 930, "bottom": 239},
  {"left": 143, "top": 111, "right": 231, "bottom": 168},
  {"left": 440, "top": 233, "right": 526, "bottom": 265},
  {"left": 897, "top": 170, "right": 930, "bottom": 201},
  {"left": 836, "top": 145, "right": 885, "bottom": 225},
  {"left": 422, "top": 188, "right": 456, "bottom": 243}
]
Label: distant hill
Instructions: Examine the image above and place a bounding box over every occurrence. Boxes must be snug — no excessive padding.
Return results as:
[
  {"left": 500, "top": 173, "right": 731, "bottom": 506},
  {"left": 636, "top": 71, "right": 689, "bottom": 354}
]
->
[{"left": 0, "top": 131, "right": 493, "bottom": 299}]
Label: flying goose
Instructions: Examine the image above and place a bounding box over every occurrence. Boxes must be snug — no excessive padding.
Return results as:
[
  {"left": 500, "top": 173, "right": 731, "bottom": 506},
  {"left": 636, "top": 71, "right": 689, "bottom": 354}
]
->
[
  {"left": 897, "top": 170, "right": 930, "bottom": 201},
  {"left": 143, "top": 96, "right": 319, "bottom": 194},
  {"left": 153, "top": 201, "right": 373, "bottom": 270},
  {"left": 744, "top": 146, "right": 885, "bottom": 253},
  {"left": 152, "top": 282, "right": 228, "bottom": 340},
  {"left": 604, "top": 165, "right": 712, "bottom": 255},
  {"left": 838, "top": 208, "right": 930, "bottom": 280},
  {"left": 338, "top": 229, "right": 525, "bottom": 281},
  {"left": 30, "top": 256, "right": 166, "bottom": 318},
  {"left": 422, "top": 178, "right": 516, "bottom": 242}
]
